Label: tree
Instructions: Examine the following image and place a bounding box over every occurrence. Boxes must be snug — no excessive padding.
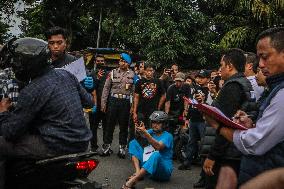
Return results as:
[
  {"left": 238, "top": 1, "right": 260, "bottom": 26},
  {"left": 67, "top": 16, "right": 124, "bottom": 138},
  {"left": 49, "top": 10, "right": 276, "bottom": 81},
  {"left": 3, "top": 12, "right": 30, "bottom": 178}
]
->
[
  {"left": 101, "top": 0, "right": 220, "bottom": 68},
  {"left": 199, "top": 0, "right": 284, "bottom": 50},
  {"left": 0, "top": 0, "right": 23, "bottom": 44}
]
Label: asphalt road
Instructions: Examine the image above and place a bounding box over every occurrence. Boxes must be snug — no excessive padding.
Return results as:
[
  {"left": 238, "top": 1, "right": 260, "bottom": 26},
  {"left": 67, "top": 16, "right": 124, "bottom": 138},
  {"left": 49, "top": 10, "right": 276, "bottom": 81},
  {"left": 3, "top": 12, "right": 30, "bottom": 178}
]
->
[{"left": 88, "top": 125, "right": 201, "bottom": 189}]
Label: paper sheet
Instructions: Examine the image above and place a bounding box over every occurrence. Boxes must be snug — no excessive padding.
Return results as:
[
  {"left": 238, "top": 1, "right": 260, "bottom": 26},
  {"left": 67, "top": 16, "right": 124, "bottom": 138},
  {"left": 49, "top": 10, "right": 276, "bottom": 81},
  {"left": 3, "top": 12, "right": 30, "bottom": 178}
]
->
[
  {"left": 60, "top": 57, "right": 87, "bottom": 81},
  {"left": 143, "top": 145, "right": 155, "bottom": 162}
]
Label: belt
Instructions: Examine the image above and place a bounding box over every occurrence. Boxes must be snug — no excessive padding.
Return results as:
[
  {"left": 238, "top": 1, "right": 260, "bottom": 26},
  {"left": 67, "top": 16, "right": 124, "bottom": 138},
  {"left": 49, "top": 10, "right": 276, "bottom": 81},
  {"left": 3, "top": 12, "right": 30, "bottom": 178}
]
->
[{"left": 111, "top": 93, "right": 130, "bottom": 99}]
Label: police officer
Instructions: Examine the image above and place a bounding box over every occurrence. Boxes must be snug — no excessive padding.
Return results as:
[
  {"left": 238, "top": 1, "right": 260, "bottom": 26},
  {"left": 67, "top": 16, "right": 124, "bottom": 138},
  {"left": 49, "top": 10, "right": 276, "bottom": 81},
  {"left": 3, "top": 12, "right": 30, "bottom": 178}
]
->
[{"left": 101, "top": 53, "right": 135, "bottom": 158}]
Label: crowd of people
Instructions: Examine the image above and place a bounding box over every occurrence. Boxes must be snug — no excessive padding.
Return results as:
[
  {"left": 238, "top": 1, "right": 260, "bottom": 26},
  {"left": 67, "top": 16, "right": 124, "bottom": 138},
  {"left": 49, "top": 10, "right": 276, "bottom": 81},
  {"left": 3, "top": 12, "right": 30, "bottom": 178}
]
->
[{"left": 0, "top": 26, "right": 284, "bottom": 189}]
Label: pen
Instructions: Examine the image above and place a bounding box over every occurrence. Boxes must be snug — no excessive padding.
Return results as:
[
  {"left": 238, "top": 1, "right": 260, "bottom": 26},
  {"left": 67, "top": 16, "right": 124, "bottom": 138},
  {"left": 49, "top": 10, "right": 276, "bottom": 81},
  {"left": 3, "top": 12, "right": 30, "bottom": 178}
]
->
[{"left": 232, "top": 114, "right": 253, "bottom": 120}]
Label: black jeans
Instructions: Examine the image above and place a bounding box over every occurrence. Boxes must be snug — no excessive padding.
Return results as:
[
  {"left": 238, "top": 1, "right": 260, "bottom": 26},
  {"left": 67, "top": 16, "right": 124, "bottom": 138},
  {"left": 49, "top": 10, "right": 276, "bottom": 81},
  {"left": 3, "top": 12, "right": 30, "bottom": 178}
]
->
[
  {"left": 0, "top": 135, "right": 58, "bottom": 188},
  {"left": 104, "top": 97, "right": 131, "bottom": 145},
  {"left": 89, "top": 108, "right": 107, "bottom": 149}
]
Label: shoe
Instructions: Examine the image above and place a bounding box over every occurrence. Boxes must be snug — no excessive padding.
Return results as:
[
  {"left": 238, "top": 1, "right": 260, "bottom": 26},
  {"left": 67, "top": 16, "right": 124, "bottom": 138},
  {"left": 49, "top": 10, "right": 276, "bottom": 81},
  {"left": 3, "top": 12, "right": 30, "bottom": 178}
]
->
[
  {"left": 100, "top": 144, "right": 113, "bottom": 156},
  {"left": 98, "top": 121, "right": 103, "bottom": 129},
  {"left": 118, "top": 145, "right": 127, "bottom": 159},
  {"left": 178, "top": 163, "right": 191, "bottom": 170},
  {"left": 90, "top": 146, "right": 99, "bottom": 154},
  {"left": 193, "top": 178, "right": 205, "bottom": 188}
]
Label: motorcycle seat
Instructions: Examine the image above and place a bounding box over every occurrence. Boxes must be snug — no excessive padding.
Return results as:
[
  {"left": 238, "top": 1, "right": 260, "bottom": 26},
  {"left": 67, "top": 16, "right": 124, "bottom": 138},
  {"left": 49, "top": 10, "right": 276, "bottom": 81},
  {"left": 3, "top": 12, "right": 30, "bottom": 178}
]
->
[{"left": 36, "top": 151, "right": 98, "bottom": 165}]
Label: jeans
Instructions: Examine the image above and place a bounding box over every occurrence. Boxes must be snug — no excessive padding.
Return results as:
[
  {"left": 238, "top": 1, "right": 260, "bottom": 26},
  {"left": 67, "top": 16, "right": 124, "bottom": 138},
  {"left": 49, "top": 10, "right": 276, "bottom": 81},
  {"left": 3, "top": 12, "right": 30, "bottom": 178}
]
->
[
  {"left": 183, "top": 121, "right": 206, "bottom": 165},
  {"left": 89, "top": 109, "right": 107, "bottom": 149}
]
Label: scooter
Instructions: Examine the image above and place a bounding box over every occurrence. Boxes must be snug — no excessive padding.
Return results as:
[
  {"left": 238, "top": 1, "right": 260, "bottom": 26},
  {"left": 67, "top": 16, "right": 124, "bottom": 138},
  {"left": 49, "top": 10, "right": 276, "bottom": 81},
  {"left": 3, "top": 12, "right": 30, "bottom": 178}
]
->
[{"left": 6, "top": 151, "right": 104, "bottom": 189}]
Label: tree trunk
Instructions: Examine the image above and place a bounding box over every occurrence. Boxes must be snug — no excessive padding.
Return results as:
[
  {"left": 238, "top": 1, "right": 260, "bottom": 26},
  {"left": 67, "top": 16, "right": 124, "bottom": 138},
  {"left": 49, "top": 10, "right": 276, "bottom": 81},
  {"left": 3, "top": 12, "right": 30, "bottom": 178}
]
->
[
  {"left": 107, "top": 27, "right": 114, "bottom": 47},
  {"left": 96, "top": 8, "right": 103, "bottom": 48}
]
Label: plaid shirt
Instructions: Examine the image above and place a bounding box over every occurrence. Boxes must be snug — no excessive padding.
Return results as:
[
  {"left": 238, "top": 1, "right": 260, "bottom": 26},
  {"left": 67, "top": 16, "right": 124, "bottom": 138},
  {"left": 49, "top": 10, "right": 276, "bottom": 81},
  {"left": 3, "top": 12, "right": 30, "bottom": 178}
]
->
[
  {"left": 0, "top": 68, "right": 93, "bottom": 153},
  {"left": 0, "top": 68, "right": 19, "bottom": 106}
]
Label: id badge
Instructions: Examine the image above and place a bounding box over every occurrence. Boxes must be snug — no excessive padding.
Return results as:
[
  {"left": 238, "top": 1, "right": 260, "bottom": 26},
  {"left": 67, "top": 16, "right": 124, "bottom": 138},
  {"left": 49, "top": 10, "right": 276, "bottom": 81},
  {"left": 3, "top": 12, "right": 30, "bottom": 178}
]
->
[{"left": 125, "top": 83, "right": 130, "bottom": 90}]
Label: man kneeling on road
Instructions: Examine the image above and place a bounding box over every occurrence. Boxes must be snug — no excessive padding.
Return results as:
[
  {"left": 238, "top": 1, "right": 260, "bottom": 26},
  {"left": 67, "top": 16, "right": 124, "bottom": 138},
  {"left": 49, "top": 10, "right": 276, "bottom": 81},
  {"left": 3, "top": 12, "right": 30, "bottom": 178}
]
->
[
  {"left": 122, "top": 111, "right": 173, "bottom": 189},
  {"left": 0, "top": 37, "right": 93, "bottom": 188}
]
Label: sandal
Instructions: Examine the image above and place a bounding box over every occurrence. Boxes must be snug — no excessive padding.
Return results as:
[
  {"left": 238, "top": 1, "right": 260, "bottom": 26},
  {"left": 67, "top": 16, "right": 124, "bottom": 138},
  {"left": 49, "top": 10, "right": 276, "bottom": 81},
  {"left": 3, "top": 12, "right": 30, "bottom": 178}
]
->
[
  {"left": 126, "top": 173, "right": 144, "bottom": 182},
  {"left": 121, "top": 183, "right": 136, "bottom": 189}
]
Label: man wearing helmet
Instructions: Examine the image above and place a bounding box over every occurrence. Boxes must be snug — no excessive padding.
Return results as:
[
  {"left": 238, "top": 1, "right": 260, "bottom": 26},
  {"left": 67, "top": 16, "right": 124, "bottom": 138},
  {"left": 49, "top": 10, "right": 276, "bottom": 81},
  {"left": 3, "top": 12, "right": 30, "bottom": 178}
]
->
[
  {"left": 122, "top": 111, "right": 173, "bottom": 189},
  {"left": 0, "top": 37, "right": 93, "bottom": 188}
]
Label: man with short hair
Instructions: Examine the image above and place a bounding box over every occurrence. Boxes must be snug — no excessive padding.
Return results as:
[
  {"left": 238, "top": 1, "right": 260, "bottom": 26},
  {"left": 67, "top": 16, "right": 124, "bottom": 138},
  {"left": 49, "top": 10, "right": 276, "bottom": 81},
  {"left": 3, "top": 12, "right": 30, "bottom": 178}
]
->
[
  {"left": 132, "top": 63, "right": 166, "bottom": 129},
  {"left": 160, "top": 63, "right": 179, "bottom": 91},
  {"left": 202, "top": 48, "right": 256, "bottom": 189},
  {"left": 165, "top": 72, "right": 191, "bottom": 134},
  {"left": 45, "top": 26, "right": 77, "bottom": 68},
  {"left": 101, "top": 53, "right": 135, "bottom": 158},
  {"left": 178, "top": 70, "right": 210, "bottom": 171},
  {"left": 195, "top": 69, "right": 212, "bottom": 104},
  {"left": 204, "top": 27, "right": 284, "bottom": 185},
  {"left": 88, "top": 54, "right": 108, "bottom": 152},
  {"left": 244, "top": 52, "right": 264, "bottom": 101}
]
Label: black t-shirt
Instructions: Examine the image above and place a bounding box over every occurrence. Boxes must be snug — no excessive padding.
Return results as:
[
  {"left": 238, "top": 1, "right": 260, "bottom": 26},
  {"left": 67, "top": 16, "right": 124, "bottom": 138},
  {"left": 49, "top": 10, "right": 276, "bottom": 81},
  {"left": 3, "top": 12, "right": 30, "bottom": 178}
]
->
[
  {"left": 166, "top": 84, "right": 191, "bottom": 115},
  {"left": 52, "top": 53, "right": 77, "bottom": 68},
  {"left": 135, "top": 78, "right": 165, "bottom": 115},
  {"left": 188, "top": 84, "right": 207, "bottom": 122}
]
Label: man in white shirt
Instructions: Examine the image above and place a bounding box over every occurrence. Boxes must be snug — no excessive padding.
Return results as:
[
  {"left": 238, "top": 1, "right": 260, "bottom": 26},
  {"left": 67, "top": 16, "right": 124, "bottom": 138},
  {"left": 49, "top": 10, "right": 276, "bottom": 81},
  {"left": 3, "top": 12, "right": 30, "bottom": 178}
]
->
[{"left": 244, "top": 52, "right": 264, "bottom": 101}]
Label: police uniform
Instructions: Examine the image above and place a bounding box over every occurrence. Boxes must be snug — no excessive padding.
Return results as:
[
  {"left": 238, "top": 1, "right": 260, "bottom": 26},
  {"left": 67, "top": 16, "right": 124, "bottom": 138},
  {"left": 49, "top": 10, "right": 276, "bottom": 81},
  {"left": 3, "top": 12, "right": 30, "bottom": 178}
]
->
[{"left": 101, "top": 67, "right": 135, "bottom": 148}]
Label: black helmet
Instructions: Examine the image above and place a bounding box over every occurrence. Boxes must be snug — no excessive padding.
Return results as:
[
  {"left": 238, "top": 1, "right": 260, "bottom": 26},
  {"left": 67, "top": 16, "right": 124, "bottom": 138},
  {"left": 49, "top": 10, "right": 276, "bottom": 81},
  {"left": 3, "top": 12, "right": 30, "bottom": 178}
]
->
[
  {"left": 0, "top": 37, "right": 50, "bottom": 82},
  {"left": 149, "top": 111, "right": 168, "bottom": 130}
]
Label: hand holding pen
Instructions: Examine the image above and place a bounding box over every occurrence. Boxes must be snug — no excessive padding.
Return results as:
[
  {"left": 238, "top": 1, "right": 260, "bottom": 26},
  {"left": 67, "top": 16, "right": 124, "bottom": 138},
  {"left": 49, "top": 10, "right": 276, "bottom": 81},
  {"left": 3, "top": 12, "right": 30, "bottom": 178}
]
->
[{"left": 232, "top": 110, "right": 255, "bottom": 129}]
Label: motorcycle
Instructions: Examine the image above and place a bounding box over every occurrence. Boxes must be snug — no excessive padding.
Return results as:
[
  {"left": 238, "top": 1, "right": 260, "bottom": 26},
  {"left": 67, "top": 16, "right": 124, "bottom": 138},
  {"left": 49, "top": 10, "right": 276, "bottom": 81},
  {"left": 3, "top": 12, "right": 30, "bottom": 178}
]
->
[
  {"left": 173, "top": 123, "right": 190, "bottom": 162},
  {"left": 6, "top": 151, "right": 104, "bottom": 189}
]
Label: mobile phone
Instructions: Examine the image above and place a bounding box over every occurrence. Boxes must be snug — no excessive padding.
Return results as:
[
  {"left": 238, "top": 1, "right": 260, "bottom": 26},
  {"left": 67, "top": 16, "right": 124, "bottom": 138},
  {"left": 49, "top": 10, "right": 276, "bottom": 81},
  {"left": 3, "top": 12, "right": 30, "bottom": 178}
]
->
[{"left": 136, "top": 121, "right": 143, "bottom": 127}]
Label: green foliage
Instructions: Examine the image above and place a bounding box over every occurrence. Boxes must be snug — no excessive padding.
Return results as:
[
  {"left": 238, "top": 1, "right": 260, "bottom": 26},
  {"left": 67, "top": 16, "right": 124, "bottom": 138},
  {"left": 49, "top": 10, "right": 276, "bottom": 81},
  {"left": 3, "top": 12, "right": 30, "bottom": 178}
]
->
[
  {"left": 112, "top": 0, "right": 219, "bottom": 68},
  {"left": 220, "top": 26, "right": 257, "bottom": 49},
  {"left": 2, "top": 0, "right": 283, "bottom": 69},
  {"left": 0, "top": 21, "right": 10, "bottom": 44},
  {"left": 203, "top": 0, "right": 284, "bottom": 52}
]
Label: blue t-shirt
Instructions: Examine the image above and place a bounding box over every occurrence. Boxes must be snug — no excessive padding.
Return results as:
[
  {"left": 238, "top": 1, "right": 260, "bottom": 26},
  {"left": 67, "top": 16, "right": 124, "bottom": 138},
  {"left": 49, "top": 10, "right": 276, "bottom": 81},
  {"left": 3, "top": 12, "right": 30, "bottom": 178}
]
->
[{"left": 147, "top": 129, "right": 173, "bottom": 160}]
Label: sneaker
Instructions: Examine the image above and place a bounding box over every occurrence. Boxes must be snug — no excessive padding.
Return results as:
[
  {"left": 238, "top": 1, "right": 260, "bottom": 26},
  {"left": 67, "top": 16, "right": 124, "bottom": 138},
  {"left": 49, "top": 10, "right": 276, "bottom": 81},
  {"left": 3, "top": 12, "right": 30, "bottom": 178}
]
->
[
  {"left": 98, "top": 121, "right": 103, "bottom": 129},
  {"left": 178, "top": 163, "right": 191, "bottom": 170},
  {"left": 117, "top": 145, "right": 127, "bottom": 159},
  {"left": 100, "top": 144, "right": 113, "bottom": 156},
  {"left": 193, "top": 178, "right": 205, "bottom": 188}
]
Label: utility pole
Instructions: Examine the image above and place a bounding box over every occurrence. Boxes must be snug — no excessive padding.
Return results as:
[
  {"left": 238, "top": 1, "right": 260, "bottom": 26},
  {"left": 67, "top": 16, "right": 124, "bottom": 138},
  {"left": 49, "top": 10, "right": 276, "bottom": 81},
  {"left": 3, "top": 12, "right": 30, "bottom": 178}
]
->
[{"left": 96, "top": 8, "right": 102, "bottom": 48}]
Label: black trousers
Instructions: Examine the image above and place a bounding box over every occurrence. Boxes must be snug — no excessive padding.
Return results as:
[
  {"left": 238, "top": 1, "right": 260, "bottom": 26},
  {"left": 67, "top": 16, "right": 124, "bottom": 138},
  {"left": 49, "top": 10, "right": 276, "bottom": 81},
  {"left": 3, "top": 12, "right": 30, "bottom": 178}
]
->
[
  {"left": 104, "top": 97, "right": 131, "bottom": 145},
  {"left": 0, "top": 135, "right": 57, "bottom": 188},
  {"left": 89, "top": 108, "right": 107, "bottom": 149}
]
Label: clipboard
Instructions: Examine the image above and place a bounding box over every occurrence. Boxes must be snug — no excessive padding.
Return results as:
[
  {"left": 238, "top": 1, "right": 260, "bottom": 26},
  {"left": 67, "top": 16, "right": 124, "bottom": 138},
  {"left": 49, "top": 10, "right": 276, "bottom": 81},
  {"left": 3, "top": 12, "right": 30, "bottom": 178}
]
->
[{"left": 183, "top": 97, "right": 248, "bottom": 130}]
